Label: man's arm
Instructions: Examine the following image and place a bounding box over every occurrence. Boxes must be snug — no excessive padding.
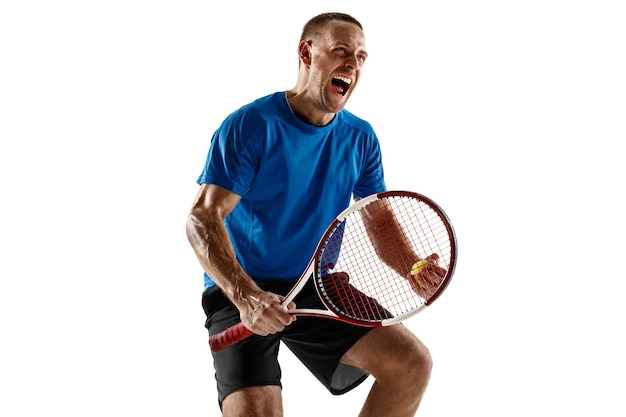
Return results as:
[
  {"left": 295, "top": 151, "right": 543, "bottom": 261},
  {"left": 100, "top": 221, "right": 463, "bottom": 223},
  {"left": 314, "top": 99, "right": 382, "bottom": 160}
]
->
[
  {"left": 186, "top": 183, "right": 294, "bottom": 335},
  {"left": 360, "top": 198, "right": 446, "bottom": 298},
  {"left": 360, "top": 199, "right": 417, "bottom": 276}
]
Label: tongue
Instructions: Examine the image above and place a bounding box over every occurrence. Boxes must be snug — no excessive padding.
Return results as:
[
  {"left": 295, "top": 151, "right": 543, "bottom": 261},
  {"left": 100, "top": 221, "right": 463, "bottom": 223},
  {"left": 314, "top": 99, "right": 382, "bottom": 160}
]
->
[{"left": 331, "top": 80, "right": 345, "bottom": 95}]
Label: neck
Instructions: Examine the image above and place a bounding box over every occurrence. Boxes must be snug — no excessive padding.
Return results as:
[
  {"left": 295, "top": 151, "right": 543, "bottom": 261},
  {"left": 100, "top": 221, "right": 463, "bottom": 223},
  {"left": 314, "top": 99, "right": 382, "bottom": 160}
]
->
[{"left": 286, "top": 89, "right": 335, "bottom": 127}]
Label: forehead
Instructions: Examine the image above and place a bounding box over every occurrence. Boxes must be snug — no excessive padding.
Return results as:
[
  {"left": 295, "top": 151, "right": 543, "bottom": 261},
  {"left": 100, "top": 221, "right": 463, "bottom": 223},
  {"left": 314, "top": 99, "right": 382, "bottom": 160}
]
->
[{"left": 320, "top": 20, "right": 367, "bottom": 50}]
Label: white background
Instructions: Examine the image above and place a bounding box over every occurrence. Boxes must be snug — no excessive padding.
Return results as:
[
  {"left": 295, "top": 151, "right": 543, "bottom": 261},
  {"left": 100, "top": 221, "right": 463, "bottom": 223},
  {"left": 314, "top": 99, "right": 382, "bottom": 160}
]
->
[{"left": 1, "top": 1, "right": 625, "bottom": 416}]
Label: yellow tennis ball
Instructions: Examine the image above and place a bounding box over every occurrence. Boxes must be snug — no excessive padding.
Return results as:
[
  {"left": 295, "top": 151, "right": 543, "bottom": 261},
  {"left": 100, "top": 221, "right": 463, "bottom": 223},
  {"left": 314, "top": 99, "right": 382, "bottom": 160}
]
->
[{"left": 410, "top": 260, "right": 429, "bottom": 275}]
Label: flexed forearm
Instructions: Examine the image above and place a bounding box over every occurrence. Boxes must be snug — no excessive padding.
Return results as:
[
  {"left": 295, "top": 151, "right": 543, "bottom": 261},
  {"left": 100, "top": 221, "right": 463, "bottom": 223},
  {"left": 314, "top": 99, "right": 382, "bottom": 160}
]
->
[
  {"left": 186, "top": 208, "right": 260, "bottom": 306},
  {"left": 185, "top": 184, "right": 294, "bottom": 335}
]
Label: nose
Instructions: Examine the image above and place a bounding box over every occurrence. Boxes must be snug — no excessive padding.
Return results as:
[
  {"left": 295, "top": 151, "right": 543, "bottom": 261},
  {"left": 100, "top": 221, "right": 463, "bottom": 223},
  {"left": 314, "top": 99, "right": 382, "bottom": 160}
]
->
[{"left": 345, "top": 54, "right": 361, "bottom": 70}]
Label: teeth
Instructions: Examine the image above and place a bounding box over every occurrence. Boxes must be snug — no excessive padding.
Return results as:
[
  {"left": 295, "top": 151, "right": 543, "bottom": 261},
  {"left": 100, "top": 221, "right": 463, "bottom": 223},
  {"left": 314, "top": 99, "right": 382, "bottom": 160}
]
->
[{"left": 333, "top": 76, "right": 352, "bottom": 85}]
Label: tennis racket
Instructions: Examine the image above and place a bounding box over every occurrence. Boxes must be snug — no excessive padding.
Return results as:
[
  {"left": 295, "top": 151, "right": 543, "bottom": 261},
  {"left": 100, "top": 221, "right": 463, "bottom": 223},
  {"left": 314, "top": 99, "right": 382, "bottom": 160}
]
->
[{"left": 209, "top": 190, "right": 457, "bottom": 353}]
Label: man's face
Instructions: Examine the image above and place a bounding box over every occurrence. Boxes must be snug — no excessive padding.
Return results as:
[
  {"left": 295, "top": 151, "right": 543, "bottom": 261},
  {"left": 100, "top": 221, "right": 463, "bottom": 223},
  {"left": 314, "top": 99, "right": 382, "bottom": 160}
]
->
[{"left": 307, "top": 21, "right": 368, "bottom": 115}]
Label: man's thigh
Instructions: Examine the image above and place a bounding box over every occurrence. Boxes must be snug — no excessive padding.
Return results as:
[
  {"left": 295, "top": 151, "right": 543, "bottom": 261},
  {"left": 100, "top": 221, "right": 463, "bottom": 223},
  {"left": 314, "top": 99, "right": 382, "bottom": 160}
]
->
[{"left": 340, "top": 324, "right": 430, "bottom": 376}]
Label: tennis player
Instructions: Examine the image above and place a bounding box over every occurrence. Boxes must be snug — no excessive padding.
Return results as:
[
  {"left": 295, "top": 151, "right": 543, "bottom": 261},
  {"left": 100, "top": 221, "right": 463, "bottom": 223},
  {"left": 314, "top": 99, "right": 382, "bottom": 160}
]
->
[{"left": 186, "top": 12, "right": 433, "bottom": 416}]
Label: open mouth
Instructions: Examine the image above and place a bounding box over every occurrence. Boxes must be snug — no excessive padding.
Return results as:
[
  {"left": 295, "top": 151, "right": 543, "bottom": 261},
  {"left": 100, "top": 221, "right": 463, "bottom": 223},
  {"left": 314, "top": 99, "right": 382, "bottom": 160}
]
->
[{"left": 331, "top": 76, "right": 352, "bottom": 96}]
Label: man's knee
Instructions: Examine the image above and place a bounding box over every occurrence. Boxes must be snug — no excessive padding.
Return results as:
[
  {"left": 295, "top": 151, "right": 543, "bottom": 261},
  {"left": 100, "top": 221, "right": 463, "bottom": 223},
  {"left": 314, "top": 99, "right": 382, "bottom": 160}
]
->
[
  {"left": 407, "top": 340, "right": 433, "bottom": 382},
  {"left": 222, "top": 385, "right": 283, "bottom": 417}
]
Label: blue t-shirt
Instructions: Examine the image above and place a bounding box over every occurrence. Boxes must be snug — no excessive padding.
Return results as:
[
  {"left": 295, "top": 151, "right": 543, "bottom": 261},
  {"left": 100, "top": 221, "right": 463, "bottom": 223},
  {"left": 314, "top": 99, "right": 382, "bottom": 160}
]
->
[{"left": 197, "top": 92, "right": 386, "bottom": 289}]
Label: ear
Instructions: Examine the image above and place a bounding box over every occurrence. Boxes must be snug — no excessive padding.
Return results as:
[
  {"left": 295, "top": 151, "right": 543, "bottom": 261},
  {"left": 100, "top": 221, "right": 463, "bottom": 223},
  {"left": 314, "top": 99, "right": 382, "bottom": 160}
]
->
[{"left": 298, "top": 40, "right": 312, "bottom": 65}]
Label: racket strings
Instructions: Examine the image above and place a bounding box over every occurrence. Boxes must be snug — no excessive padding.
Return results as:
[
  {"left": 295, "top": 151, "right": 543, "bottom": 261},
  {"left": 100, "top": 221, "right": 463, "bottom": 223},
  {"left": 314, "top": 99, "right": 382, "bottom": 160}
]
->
[
  {"left": 317, "top": 195, "right": 453, "bottom": 323},
  {"left": 321, "top": 272, "right": 394, "bottom": 321}
]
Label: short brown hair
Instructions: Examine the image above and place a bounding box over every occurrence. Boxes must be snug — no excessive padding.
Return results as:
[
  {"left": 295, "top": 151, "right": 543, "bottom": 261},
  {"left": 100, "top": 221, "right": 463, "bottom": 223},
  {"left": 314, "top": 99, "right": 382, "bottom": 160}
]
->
[{"left": 300, "top": 12, "right": 364, "bottom": 41}]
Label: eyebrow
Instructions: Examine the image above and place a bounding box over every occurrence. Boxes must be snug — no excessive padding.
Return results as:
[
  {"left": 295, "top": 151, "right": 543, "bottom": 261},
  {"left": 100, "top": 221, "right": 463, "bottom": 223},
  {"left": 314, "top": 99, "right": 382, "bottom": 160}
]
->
[{"left": 335, "top": 42, "right": 368, "bottom": 58}]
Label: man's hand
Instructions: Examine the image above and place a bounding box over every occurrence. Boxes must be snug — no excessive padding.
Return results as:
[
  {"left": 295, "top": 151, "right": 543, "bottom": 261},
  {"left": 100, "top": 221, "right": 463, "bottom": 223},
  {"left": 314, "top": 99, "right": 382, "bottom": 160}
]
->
[
  {"left": 407, "top": 254, "right": 447, "bottom": 298},
  {"left": 238, "top": 290, "right": 296, "bottom": 336}
]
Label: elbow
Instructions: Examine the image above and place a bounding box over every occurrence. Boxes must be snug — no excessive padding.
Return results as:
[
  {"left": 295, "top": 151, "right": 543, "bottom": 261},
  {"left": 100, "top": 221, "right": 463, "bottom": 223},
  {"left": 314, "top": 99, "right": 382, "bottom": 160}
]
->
[{"left": 186, "top": 211, "right": 203, "bottom": 246}]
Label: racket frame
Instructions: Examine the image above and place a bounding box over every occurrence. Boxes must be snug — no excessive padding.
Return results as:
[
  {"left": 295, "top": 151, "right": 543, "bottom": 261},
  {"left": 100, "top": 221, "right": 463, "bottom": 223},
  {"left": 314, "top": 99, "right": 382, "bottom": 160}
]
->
[{"left": 208, "top": 190, "right": 457, "bottom": 352}]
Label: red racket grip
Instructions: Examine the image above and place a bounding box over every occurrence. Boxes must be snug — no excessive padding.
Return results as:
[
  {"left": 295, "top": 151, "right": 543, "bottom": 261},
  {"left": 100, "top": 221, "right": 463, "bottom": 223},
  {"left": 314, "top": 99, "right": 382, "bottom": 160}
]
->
[{"left": 208, "top": 323, "right": 254, "bottom": 353}]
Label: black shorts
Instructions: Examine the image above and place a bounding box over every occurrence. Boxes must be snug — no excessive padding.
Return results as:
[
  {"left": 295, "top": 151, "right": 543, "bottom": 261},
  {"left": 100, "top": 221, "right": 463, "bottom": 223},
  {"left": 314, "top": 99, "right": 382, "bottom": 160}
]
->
[{"left": 202, "top": 279, "right": 374, "bottom": 407}]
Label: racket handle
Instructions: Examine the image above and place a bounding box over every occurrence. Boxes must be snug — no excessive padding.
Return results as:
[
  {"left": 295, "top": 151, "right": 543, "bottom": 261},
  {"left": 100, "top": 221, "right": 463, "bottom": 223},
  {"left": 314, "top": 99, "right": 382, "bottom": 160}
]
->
[{"left": 208, "top": 322, "right": 254, "bottom": 353}]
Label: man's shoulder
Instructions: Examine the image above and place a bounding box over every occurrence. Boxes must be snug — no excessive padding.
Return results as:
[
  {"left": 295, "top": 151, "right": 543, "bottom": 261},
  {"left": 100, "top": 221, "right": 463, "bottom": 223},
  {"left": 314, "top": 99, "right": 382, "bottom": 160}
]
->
[
  {"left": 227, "top": 92, "right": 286, "bottom": 122},
  {"left": 244, "top": 92, "right": 284, "bottom": 113},
  {"left": 338, "top": 108, "right": 376, "bottom": 136},
  {"left": 219, "top": 92, "right": 284, "bottom": 131}
]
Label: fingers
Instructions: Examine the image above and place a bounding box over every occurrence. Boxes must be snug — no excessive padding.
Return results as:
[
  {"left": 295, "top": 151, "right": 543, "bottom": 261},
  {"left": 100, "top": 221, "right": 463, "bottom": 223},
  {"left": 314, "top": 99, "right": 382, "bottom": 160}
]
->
[
  {"left": 408, "top": 254, "right": 447, "bottom": 298},
  {"left": 426, "top": 253, "right": 440, "bottom": 263},
  {"left": 243, "top": 293, "right": 296, "bottom": 336},
  {"left": 420, "top": 264, "right": 446, "bottom": 287}
]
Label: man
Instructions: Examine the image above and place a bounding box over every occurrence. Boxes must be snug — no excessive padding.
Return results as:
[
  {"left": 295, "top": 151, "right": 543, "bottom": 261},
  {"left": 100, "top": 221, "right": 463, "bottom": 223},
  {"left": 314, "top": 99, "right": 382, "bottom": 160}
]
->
[{"left": 187, "top": 12, "right": 433, "bottom": 416}]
